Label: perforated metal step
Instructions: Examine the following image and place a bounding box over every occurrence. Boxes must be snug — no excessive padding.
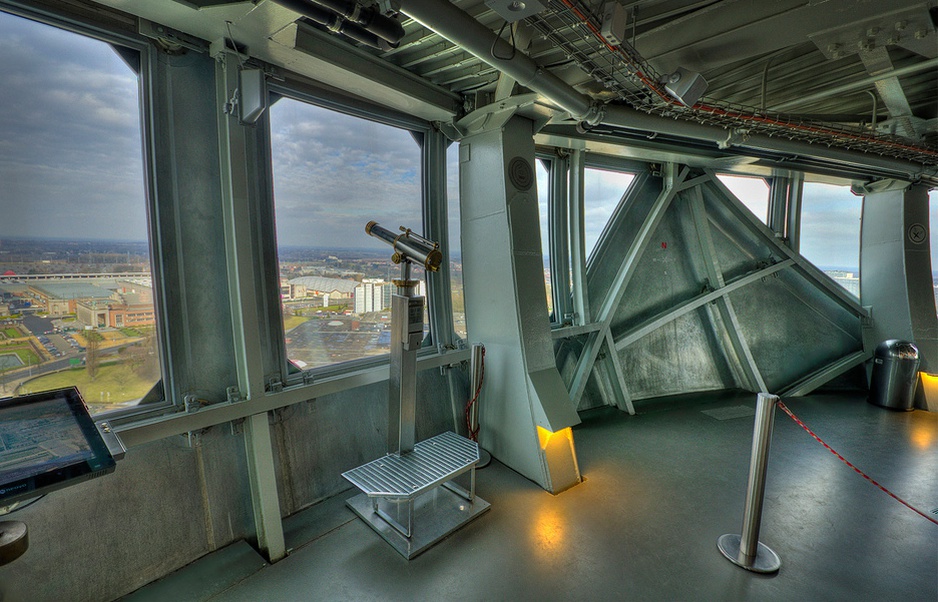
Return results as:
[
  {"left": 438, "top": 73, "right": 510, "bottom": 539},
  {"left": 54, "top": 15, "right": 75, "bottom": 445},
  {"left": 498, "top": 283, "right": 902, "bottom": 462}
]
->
[{"left": 342, "top": 431, "right": 479, "bottom": 500}]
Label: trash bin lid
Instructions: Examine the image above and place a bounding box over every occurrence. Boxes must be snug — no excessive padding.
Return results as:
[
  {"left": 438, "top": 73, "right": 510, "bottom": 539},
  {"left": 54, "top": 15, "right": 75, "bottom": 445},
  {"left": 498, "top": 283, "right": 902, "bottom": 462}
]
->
[{"left": 874, "top": 339, "right": 919, "bottom": 360}]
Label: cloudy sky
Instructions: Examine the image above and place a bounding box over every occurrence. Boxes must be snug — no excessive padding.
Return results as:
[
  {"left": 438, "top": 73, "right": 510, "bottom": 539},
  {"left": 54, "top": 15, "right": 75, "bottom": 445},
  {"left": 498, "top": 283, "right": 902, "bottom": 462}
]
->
[
  {"left": 0, "top": 11, "right": 147, "bottom": 242},
  {"left": 269, "top": 98, "right": 422, "bottom": 251},
  {"left": 1, "top": 9, "right": 935, "bottom": 271}
]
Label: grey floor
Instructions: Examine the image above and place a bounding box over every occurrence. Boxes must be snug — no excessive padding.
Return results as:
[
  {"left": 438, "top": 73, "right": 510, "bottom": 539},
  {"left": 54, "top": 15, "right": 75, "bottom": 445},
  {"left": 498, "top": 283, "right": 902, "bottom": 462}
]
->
[{"left": 130, "top": 391, "right": 938, "bottom": 601}]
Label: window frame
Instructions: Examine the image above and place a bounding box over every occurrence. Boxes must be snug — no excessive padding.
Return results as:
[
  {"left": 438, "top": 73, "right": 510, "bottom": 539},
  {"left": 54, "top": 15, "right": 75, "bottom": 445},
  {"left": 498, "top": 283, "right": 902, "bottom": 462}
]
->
[
  {"left": 537, "top": 150, "right": 643, "bottom": 328},
  {"left": 714, "top": 172, "right": 771, "bottom": 225},
  {"left": 265, "top": 82, "right": 455, "bottom": 387},
  {"left": 0, "top": 4, "right": 170, "bottom": 421},
  {"left": 581, "top": 160, "right": 641, "bottom": 268}
]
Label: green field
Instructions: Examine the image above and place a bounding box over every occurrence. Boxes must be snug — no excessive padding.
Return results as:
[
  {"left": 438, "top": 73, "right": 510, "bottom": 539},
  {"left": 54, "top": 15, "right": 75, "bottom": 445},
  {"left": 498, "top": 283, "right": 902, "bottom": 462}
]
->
[
  {"left": 2, "top": 327, "right": 20, "bottom": 339},
  {"left": 0, "top": 343, "right": 40, "bottom": 365},
  {"left": 13, "top": 347, "right": 40, "bottom": 365},
  {"left": 282, "top": 314, "right": 309, "bottom": 332},
  {"left": 17, "top": 363, "right": 156, "bottom": 407}
]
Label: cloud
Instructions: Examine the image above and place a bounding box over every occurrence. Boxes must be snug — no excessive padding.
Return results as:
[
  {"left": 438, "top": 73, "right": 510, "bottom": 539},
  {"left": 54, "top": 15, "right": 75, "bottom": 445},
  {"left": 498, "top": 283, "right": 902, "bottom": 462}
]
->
[
  {"left": 717, "top": 174, "right": 769, "bottom": 222},
  {"left": 269, "top": 99, "right": 422, "bottom": 249},
  {"left": 583, "top": 168, "right": 635, "bottom": 255},
  {"left": 0, "top": 12, "right": 146, "bottom": 241},
  {"left": 799, "top": 183, "right": 863, "bottom": 269}
]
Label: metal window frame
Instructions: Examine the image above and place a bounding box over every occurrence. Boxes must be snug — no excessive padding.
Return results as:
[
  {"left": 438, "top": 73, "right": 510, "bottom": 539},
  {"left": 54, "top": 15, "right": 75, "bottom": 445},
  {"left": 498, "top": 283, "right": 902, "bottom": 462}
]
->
[
  {"left": 0, "top": 2, "right": 172, "bottom": 418},
  {"left": 581, "top": 157, "right": 643, "bottom": 272},
  {"left": 792, "top": 180, "right": 863, "bottom": 303},
  {"left": 537, "top": 149, "right": 644, "bottom": 328},
  {"left": 264, "top": 82, "right": 457, "bottom": 387}
]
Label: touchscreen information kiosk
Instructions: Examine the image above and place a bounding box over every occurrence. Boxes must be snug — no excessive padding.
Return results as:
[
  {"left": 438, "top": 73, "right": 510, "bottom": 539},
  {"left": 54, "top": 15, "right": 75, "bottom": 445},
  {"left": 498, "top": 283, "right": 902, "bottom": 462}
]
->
[
  {"left": 0, "top": 387, "right": 123, "bottom": 565},
  {"left": 0, "top": 386, "right": 118, "bottom": 506}
]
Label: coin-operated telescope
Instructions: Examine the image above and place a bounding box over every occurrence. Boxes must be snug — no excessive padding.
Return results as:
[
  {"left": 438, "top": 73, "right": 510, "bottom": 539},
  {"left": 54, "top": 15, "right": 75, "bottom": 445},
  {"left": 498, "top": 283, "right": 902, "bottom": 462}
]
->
[
  {"left": 365, "top": 221, "right": 442, "bottom": 273},
  {"left": 342, "top": 224, "right": 489, "bottom": 558},
  {"left": 365, "top": 222, "right": 439, "bottom": 454}
]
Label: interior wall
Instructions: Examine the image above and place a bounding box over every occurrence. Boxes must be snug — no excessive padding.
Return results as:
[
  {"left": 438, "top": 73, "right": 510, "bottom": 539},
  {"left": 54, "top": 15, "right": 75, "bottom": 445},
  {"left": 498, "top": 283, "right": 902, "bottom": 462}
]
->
[
  {"left": 271, "top": 369, "right": 465, "bottom": 516},
  {"left": 0, "top": 368, "right": 461, "bottom": 602},
  {"left": 0, "top": 430, "right": 250, "bottom": 602}
]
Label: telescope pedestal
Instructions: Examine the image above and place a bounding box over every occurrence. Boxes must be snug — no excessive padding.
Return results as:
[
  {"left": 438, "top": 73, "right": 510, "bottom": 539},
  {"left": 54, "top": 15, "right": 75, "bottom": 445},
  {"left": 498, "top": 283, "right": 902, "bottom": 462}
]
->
[
  {"left": 343, "top": 257, "right": 489, "bottom": 559},
  {"left": 344, "top": 432, "right": 489, "bottom": 559}
]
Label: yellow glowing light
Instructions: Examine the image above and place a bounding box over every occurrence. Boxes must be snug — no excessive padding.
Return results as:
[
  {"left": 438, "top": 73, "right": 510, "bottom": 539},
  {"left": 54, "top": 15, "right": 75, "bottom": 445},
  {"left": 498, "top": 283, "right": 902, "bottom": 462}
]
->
[
  {"left": 921, "top": 372, "right": 938, "bottom": 409},
  {"left": 910, "top": 425, "right": 934, "bottom": 450},
  {"left": 530, "top": 504, "right": 566, "bottom": 561},
  {"left": 911, "top": 373, "right": 937, "bottom": 450},
  {"left": 920, "top": 372, "right": 938, "bottom": 389},
  {"left": 537, "top": 426, "right": 573, "bottom": 450}
]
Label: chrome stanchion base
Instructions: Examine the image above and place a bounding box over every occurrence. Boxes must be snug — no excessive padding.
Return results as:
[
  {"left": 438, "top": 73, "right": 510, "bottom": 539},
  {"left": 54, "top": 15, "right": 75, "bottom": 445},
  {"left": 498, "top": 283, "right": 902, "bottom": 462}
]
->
[
  {"left": 0, "top": 521, "right": 28, "bottom": 566},
  {"left": 477, "top": 448, "right": 491, "bottom": 468},
  {"left": 717, "top": 533, "right": 781, "bottom": 574}
]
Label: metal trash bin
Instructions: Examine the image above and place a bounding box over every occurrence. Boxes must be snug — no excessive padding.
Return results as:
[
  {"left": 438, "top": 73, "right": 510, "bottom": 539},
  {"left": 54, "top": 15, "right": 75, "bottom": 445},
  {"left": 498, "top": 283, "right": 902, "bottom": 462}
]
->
[{"left": 868, "top": 340, "right": 920, "bottom": 411}]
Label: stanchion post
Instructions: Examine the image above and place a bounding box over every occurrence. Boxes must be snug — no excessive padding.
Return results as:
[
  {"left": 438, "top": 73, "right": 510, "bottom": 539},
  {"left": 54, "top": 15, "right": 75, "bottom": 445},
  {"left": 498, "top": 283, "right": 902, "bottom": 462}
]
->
[{"left": 717, "top": 392, "right": 782, "bottom": 573}]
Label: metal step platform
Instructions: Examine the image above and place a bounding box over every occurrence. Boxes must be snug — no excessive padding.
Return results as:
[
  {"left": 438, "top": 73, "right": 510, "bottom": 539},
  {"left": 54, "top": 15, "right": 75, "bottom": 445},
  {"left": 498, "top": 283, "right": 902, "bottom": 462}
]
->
[{"left": 342, "top": 431, "right": 490, "bottom": 559}]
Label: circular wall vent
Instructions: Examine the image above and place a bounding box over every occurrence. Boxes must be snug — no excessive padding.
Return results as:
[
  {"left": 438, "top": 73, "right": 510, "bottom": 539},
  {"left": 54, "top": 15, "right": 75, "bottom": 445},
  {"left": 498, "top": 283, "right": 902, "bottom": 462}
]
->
[{"left": 508, "top": 156, "right": 533, "bottom": 191}]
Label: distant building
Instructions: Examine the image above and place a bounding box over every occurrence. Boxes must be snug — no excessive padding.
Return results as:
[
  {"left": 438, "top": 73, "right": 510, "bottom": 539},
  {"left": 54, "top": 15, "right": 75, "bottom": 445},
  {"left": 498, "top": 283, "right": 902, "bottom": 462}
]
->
[
  {"left": 280, "top": 281, "right": 307, "bottom": 300},
  {"left": 28, "top": 281, "right": 113, "bottom": 316},
  {"left": 826, "top": 270, "right": 860, "bottom": 298},
  {"left": 353, "top": 280, "right": 428, "bottom": 315},
  {"left": 354, "top": 279, "right": 387, "bottom": 314},
  {"left": 105, "top": 289, "right": 156, "bottom": 328},
  {"left": 288, "top": 276, "right": 357, "bottom": 299},
  {"left": 74, "top": 284, "right": 155, "bottom": 328}
]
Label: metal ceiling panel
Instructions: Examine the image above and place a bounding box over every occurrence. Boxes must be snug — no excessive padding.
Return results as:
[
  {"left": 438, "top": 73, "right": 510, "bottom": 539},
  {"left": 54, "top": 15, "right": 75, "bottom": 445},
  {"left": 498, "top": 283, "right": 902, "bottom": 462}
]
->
[{"left": 52, "top": 0, "right": 938, "bottom": 165}]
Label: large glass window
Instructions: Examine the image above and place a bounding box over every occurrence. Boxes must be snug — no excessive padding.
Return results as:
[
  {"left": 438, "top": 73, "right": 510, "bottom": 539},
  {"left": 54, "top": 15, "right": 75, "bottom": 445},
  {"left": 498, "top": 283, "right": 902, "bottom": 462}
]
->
[
  {"left": 536, "top": 159, "right": 551, "bottom": 313},
  {"left": 800, "top": 182, "right": 861, "bottom": 296},
  {"left": 0, "top": 12, "right": 159, "bottom": 415},
  {"left": 584, "top": 167, "right": 636, "bottom": 258},
  {"left": 717, "top": 174, "right": 769, "bottom": 224},
  {"left": 447, "top": 143, "right": 466, "bottom": 340},
  {"left": 930, "top": 190, "right": 937, "bottom": 317},
  {"left": 269, "top": 98, "right": 424, "bottom": 370}
]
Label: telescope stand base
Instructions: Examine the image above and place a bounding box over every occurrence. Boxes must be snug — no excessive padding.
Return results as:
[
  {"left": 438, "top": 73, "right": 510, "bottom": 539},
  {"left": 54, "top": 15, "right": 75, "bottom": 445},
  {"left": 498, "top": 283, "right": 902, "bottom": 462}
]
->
[
  {"left": 347, "top": 488, "right": 489, "bottom": 559},
  {"left": 477, "top": 449, "right": 491, "bottom": 468},
  {"left": 717, "top": 534, "right": 781, "bottom": 573}
]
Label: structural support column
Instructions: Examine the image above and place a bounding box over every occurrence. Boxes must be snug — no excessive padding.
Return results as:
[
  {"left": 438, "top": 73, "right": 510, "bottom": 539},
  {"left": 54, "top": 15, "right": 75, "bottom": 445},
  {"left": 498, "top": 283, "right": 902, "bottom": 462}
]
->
[
  {"left": 861, "top": 185, "right": 937, "bottom": 409},
  {"left": 768, "top": 174, "right": 803, "bottom": 250},
  {"left": 215, "top": 51, "right": 286, "bottom": 561},
  {"left": 567, "top": 165, "right": 689, "bottom": 406},
  {"left": 460, "top": 114, "right": 581, "bottom": 493},
  {"left": 786, "top": 173, "right": 803, "bottom": 253},
  {"left": 420, "top": 129, "right": 455, "bottom": 350},
  {"left": 569, "top": 149, "right": 589, "bottom": 326}
]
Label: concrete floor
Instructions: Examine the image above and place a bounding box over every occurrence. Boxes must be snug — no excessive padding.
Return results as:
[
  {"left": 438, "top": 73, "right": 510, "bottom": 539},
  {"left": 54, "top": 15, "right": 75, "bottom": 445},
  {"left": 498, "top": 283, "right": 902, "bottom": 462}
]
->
[{"left": 128, "top": 391, "right": 938, "bottom": 601}]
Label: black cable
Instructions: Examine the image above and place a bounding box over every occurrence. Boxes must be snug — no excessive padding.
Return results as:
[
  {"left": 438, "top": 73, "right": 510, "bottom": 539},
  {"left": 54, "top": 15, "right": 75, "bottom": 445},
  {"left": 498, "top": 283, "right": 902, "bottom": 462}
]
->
[{"left": 491, "top": 20, "right": 516, "bottom": 61}]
